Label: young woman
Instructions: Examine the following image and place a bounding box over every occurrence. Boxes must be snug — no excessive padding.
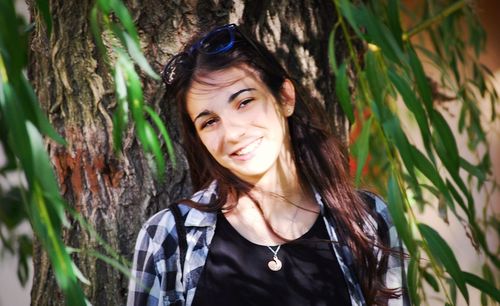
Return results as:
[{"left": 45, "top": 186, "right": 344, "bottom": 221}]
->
[{"left": 127, "top": 24, "right": 409, "bottom": 306}]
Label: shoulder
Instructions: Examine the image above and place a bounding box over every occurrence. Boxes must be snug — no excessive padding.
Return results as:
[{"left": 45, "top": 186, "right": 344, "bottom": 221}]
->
[
  {"left": 358, "top": 190, "right": 393, "bottom": 227},
  {"left": 139, "top": 181, "right": 219, "bottom": 243},
  {"left": 357, "top": 190, "right": 396, "bottom": 243},
  {"left": 139, "top": 208, "right": 178, "bottom": 245}
]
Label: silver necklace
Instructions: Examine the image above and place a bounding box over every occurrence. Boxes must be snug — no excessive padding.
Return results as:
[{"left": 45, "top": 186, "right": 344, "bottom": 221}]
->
[{"left": 266, "top": 245, "right": 282, "bottom": 271}]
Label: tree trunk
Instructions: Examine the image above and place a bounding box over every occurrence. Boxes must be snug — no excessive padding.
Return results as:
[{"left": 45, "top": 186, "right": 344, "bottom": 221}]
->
[{"left": 28, "top": 0, "right": 349, "bottom": 305}]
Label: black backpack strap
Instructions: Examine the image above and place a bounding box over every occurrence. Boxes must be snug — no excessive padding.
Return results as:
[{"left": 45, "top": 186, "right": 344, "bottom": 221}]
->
[{"left": 170, "top": 203, "right": 187, "bottom": 282}]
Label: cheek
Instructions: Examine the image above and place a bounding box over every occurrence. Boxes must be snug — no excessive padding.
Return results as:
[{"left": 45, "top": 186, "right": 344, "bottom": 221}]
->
[{"left": 198, "top": 132, "right": 221, "bottom": 157}]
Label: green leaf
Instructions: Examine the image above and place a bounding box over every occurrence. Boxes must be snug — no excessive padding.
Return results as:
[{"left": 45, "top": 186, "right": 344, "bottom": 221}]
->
[
  {"left": 123, "top": 32, "right": 159, "bottom": 79},
  {"left": 328, "top": 23, "right": 340, "bottom": 74},
  {"left": 0, "top": 0, "right": 28, "bottom": 74},
  {"left": 430, "top": 110, "right": 459, "bottom": 175},
  {"left": 108, "top": 0, "right": 140, "bottom": 44},
  {"left": 365, "top": 51, "right": 386, "bottom": 105},
  {"left": 143, "top": 122, "right": 165, "bottom": 180},
  {"left": 463, "top": 272, "right": 500, "bottom": 303},
  {"left": 423, "top": 270, "right": 440, "bottom": 292},
  {"left": 89, "top": 5, "right": 107, "bottom": 60},
  {"left": 387, "top": 173, "right": 416, "bottom": 255},
  {"left": 0, "top": 187, "right": 27, "bottom": 229},
  {"left": 381, "top": 116, "right": 418, "bottom": 186},
  {"left": 70, "top": 261, "right": 91, "bottom": 285},
  {"left": 85, "top": 249, "right": 133, "bottom": 279},
  {"left": 351, "top": 116, "right": 372, "bottom": 186},
  {"left": 0, "top": 84, "right": 34, "bottom": 180},
  {"left": 35, "top": 0, "right": 52, "bottom": 36},
  {"left": 388, "top": 70, "right": 432, "bottom": 152},
  {"left": 119, "top": 53, "right": 145, "bottom": 129},
  {"left": 20, "top": 77, "right": 66, "bottom": 145},
  {"left": 481, "top": 264, "right": 496, "bottom": 305},
  {"left": 26, "top": 122, "right": 67, "bottom": 226},
  {"left": 408, "top": 256, "right": 420, "bottom": 306},
  {"left": 337, "top": 0, "right": 365, "bottom": 39},
  {"left": 445, "top": 180, "right": 463, "bottom": 213},
  {"left": 356, "top": 5, "right": 405, "bottom": 64},
  {"left": 408, "top": 45, "right": 432, "bottom": 111},
  {"left": 335, "top": 63, "right": 354, "bottom": 123},
  {"left": 459, "top": 157, "right": 486, "bottom": 182},
  {"left": 30, "top": 182, "right": 86, "bottom": 306},
  {"left": 409, "top": 144, "right": 453, "bottom": 206},
  {"left": 418, "top": 223, "right": 469, "bottom": 303},
  {"left": 387, "top": 0, "right": 403, "bottom": 48},
  {"left": 96, "top": 0, "right": 112, "bottom": 13},
  {"left": 448, "top": 277, "right": 457, "bottom": 306},
  {"left": 144, "top": 105, "right": 176, "bottom": 167},
  {"left": 17, "top": 234, "right": 32, "bottom": 286},
  {"left": 112, "top": 63, "right": 129, "bottom": 151}
]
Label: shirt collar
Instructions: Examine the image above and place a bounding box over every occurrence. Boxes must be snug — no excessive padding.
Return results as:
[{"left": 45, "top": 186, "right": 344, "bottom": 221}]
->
[{"left": 184, "top": 180, "right": 218, "bottom": 227}]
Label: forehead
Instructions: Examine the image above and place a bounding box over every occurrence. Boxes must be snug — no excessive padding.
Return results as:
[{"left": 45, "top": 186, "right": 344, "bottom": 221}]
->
[{"left": 186, "top": 65, "right": 264, "bottom": 104}]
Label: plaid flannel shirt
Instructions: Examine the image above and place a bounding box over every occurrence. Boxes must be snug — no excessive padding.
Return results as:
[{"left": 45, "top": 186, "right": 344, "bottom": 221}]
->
[{"left": 127, "top": 181, "right": 410, "bottom": 306}]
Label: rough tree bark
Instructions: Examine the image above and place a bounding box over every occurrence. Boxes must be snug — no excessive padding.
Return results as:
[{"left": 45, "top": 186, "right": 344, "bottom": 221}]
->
[{"left": 28, "top": 0, "right": 349, "bottom": 305}]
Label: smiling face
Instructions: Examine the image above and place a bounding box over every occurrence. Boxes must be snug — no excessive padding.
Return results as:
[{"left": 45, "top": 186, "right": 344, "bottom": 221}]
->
[{"left": 185, "top": 65, "right": 296, "bottom": 186}]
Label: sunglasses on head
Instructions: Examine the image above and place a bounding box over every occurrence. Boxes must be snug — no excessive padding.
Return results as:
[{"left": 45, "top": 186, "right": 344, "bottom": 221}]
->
[{"left": 162, "top": 24, "right": 260, "bottom": 85}]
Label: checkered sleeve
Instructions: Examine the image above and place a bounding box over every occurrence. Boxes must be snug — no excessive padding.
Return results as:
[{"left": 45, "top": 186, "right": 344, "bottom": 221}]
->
[
  {"left": 372, "top": 195, "right": 411, "bottom": 306},
  {"left": 127, "top": 224, "right": 161, "bottom": 306}
]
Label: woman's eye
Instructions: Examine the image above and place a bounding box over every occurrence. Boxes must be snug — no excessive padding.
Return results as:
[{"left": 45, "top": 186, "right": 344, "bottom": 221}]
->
[
  {"left": 238, "top": 98, "right": 254, "bottom": 109},
  {"left": 201, "top": 118, "right": 218, "bottom": 129}
]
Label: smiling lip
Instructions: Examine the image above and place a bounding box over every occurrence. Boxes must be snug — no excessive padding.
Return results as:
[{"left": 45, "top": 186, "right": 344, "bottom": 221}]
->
[{"left": 230, "top": 137, "right": 263, "bottom": 160}]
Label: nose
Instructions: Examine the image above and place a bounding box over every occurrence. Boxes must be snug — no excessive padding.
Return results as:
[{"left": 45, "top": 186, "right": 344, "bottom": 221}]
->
[{"left": 221, "top": 114, "right": 247, "bottom": 143}]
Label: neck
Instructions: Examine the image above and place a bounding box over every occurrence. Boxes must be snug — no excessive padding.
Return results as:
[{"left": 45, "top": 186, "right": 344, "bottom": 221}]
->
[{"left": 251, "top": 167, "right": 314, "bottom": 217}]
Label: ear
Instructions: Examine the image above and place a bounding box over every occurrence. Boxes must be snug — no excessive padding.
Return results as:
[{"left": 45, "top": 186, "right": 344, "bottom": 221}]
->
[{"left": 280, "top": 79, "right": 296, "bottom": 117}]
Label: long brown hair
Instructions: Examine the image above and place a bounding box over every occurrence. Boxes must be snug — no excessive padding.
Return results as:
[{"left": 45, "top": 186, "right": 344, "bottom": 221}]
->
[{"left": 163, "top": 24, "right": 401, "bottom": 305}]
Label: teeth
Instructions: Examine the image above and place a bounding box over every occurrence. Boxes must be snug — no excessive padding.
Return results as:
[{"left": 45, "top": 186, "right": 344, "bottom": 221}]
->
[{"left": 234, "top": 138, "right": 261, "bottom": 156}]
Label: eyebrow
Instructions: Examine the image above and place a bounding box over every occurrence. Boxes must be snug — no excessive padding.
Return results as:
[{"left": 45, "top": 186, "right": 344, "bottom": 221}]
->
[
  {"left": 193, "top": 110, "right": 212, "bottom": 124},
  {"left": 228, "top": 88, "right": 255, "bottom": 103},
  {"left": 193, "top": 88, "right": 256, "bottom": 124}
]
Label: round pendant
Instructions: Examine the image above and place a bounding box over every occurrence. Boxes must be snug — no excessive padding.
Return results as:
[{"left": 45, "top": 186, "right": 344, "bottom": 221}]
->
[{"left": 267, "top": 257, "right": 282, "bottom": 271}]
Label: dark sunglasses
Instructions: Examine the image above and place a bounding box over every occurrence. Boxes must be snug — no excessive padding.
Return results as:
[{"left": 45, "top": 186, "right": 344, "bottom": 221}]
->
[{"left": 162, "top": 24, "right": 258, "bottom": 85}]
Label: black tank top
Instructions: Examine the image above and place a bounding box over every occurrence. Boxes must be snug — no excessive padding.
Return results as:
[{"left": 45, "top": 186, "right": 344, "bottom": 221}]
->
[{"left": 191, "top": 213, "right": 352, "bottom": 306}]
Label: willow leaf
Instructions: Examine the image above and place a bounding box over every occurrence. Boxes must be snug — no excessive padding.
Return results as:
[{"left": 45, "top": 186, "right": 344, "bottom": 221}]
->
[
  {"left": 352, "top": 116, "right": 372, "bottom": 186},
  {"left": 144, "top": 105, "right": 176, "bottom": 167},
  {"left": 144, "top": 122, "right": 165, "bottom": 181},
  {"left": 26, "top": 122, "right": 68, "bottom": 226},
  {"left": 408, "top": 256, "right": 420, "bottom": 306},
  {"left": 328, "top": 24, "right": 339, "bottom": 74},
  {"left": 459, "top": 157, "right": 486, "bottom": 182},
  {"left": 463, "top": 272, "right": 500, "bottom": 303},
  {"left": 387, "top": 173, "right": 416, "bottom": 255},
  {"left": 409, "top": 144, "right": 453, "bottom": 206},
  {"left": 108, "top": 0, "right": 140, "bottom": 44},
  {"left": 123, "top": 33, "right": 159, "bottom": 79},
  {"left": 0, "top": 84, "right": 34, "bottom": 180},
  {"left": 388, "top": 70, "right": 432, "bottom": 152},
  {"left": 366, "top": 51, "right": 386, "bottom": 104},
  {"left": 35, "top": 0, "right": 52, "bottom": 36},
  {"left": 337, "top": 0, "right": 365, "bottom": 39},
  {"left": 423, "top": 270, "right": 440, "bottom": 292},
  {"left": 387, "top": 0, "right": 403, "bottom": 48},
  {"left": 335, "top": 63, "right": 354, "bottom": 123},
  {"left": 418, "top": 223, "right": 469, "bottom": 303},
  {"left": 408, "top": 46, "right": 432, "bottom": 111},
  {"left": 20, "top": 77, "right": 65, "bottom": 145},
  {"left": 89, "top": 5, "right": 107, "bottom": 59},
  {"left": 112, "top": 63, "right": 128, "bottom": 151},
  {"left": 30, "top": 182, "right": 86, "bottom": 306},
  {"left": 430, "top": 110, "right": 459, "bottom": 174}
]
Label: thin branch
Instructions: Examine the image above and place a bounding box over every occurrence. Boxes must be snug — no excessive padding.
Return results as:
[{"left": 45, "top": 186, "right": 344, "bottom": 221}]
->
[{"left": 404, "top": 0, "right": 467, "bottom": 40}]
